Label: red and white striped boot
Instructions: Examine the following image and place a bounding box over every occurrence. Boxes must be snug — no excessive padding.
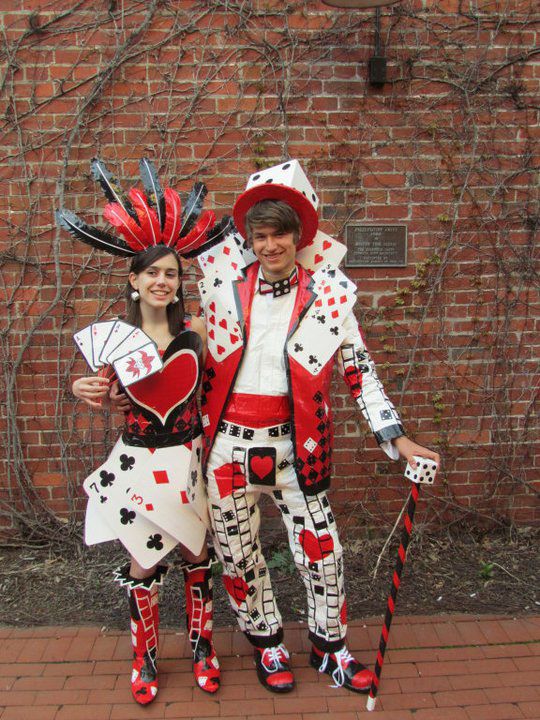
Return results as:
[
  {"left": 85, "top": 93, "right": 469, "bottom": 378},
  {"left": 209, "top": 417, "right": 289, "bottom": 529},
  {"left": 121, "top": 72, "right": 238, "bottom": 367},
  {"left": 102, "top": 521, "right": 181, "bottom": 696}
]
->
[
  {"left": 114, "top": 565, "right": 168, "bottom": 705},
  {"left": 183, "top": 558, "right": 221, "bottom": 693}
]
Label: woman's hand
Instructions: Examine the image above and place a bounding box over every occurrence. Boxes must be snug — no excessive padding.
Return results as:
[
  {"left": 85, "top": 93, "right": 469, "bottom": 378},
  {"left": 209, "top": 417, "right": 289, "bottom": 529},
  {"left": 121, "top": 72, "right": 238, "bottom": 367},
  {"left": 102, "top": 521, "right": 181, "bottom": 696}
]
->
[
  {"left": 72, "top": 376, "right": 110, "bottom": 409},
  {"left": 109, "top": 380, "right": 131, "bottom": 413},
  {"left": 392, "top": 436, "right": 440, "bottom": 470}
]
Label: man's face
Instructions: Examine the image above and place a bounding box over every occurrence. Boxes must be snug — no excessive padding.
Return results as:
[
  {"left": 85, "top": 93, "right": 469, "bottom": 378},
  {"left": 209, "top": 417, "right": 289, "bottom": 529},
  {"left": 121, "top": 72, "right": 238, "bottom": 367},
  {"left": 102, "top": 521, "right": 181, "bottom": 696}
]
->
[{"left": 250, "top": 224, "right": 297, "bottom": 281}]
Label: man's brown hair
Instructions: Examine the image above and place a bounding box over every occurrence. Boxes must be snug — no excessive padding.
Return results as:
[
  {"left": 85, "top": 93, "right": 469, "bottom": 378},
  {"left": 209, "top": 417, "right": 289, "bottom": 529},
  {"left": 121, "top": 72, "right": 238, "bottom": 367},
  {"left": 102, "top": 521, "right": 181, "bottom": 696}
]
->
[{"left": 244, "top": 200, "right": 301, "bottom": 244}]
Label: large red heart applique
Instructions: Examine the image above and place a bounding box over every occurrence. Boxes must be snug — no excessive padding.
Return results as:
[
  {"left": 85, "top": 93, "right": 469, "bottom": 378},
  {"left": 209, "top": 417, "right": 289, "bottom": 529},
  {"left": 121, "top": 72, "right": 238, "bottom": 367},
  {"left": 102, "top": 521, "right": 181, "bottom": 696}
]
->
[
  {"left": 126, "top": 348, "right": 198, "bottom": 424},
  {"left": 222, "top": 575, "right": 249, "bottom": 606},
  {"left": 299, "top": 529, "right": 334, "bottom": 562}
]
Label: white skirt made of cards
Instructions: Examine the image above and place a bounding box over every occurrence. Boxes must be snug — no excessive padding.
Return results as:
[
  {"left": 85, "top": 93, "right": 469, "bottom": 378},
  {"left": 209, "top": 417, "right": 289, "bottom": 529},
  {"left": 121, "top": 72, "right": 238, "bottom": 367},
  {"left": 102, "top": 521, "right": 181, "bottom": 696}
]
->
[{"left": 83, "top": 434, "right": 209, "bottom": 569}]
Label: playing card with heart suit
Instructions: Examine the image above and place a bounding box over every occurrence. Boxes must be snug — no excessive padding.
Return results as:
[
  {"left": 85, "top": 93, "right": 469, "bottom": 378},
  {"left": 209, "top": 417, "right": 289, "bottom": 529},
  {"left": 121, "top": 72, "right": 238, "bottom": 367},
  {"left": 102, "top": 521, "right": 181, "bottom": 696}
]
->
[
  {"left": 105, "top": 326, "right": 149, "bottom": 364},
  {"left": 113, "top": 341, "right": 163, "bottom": 388},
  {"left": 90, "top": 320, "right": 116, "bottom": 368},
  {"left": 125, "top": 330, "right": 202, "bottom": 426},
  {"left": 296, "top": 230, "right": 347, "bottom": 273},
  {"left": 311, "top": 265, "right": 357, "bottom": 325},
  {"left": 205, "top": 295, "right": 242, "bottom": 362},
  {"left": 73, "top": 324, "right": 98, "bottom": 371},
  {"left": 99, "top": 319, "right": 136, "bottom": 364},
  {"left": 124, "top": 442, "right": 207, "bottom": 555},
  {"left": 247, "top": 447, "right": 277, "bottom": 486},
  {"left": 83, "top": 437, "right": 178, "bottom": 568}
]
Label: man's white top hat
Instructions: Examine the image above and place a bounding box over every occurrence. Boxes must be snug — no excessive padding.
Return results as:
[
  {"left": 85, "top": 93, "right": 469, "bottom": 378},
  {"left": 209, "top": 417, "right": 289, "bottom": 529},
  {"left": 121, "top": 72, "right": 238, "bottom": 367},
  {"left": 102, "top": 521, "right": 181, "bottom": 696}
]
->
[{"left": 233, "top": 160, "right": 319, "bottom": 251}]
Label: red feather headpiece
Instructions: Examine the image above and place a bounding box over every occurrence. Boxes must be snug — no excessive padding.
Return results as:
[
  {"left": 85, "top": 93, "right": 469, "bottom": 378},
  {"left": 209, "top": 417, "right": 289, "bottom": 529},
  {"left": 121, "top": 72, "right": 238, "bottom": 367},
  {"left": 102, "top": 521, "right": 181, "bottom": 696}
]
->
[{"left": 56, "top": 158, "right": 232, "bottom": 258}]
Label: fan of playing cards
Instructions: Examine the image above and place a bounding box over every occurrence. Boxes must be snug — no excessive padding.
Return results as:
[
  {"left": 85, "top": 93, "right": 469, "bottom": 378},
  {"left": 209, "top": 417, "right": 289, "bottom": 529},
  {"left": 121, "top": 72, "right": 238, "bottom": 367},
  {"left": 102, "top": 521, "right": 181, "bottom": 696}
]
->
[{"left": 74, "top": 320, "right": 163, "bottom": 388}]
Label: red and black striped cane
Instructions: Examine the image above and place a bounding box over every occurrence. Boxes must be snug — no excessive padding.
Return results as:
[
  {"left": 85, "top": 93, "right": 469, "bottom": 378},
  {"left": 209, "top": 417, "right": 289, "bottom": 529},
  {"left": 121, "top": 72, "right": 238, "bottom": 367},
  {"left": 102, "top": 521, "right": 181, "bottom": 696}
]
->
[{"left": 366, "top": 479, "right": 421, "bottom": 711}]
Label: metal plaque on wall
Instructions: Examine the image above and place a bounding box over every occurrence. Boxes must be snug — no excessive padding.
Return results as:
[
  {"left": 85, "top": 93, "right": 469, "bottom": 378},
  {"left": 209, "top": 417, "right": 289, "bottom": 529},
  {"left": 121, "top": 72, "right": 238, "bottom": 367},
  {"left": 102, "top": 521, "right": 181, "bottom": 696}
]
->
[{"left": 344, "top": 223, "right": 407, "bottom": 267}]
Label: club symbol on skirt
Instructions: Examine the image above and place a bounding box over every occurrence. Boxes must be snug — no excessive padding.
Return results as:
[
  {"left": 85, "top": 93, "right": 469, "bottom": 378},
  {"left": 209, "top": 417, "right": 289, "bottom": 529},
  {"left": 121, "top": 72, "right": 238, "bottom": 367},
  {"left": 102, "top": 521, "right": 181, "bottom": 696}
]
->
[
  {"left": 119, "top": 454, "right": 135, "bottom": 471},
  {"left": 147, "top": 534, "right": 164, "bottom": 551},
  {"left": 120, "top": 508, "right": 136, "bottom": 525},
  {"left": 100, "top": 470, "right": 115, "bottom": 487}
]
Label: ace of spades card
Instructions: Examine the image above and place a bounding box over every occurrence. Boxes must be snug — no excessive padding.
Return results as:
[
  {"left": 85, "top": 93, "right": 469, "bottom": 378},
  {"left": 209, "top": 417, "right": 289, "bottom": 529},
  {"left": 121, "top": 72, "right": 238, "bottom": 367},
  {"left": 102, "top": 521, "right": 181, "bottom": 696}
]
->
[
  {"left": 83, "top": 438, "right": 178, "bottom": 568},
  {"left": 122, "top": 441, "right": 207, "bottom": 556}
]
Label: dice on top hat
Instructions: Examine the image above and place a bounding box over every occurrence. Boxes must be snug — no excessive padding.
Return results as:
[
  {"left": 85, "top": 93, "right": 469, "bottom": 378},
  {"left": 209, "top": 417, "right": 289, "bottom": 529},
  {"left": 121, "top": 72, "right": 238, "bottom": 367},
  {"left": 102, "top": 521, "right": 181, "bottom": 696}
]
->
[{"left": 233, "top": 159, "right": 319, "bottom": 250}]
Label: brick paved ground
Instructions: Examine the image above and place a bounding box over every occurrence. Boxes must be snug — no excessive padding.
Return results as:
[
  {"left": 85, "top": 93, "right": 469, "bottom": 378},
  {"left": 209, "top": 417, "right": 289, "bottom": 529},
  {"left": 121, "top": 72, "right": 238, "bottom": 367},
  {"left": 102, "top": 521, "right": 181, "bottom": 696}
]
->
[{"left": 0, "top": 614, "right": 539, "bottom": 720}]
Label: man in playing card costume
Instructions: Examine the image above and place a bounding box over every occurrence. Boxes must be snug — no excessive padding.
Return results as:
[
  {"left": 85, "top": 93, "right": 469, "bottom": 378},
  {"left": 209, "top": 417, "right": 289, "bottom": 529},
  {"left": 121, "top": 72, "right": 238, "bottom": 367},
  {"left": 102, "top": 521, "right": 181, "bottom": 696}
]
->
[
  {"left": 198, "top": 160, "right": 440, "bottom": 694},
  {"left": 58, "top": 159, "right": 233, "bottom": 704}
]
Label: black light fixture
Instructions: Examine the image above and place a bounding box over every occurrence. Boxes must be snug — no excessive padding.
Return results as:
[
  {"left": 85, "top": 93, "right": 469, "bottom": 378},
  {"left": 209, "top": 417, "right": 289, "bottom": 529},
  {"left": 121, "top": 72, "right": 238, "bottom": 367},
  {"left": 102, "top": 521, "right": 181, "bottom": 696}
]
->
[{"left": 320, "top": 0, "right": 401, "bottom": 88}]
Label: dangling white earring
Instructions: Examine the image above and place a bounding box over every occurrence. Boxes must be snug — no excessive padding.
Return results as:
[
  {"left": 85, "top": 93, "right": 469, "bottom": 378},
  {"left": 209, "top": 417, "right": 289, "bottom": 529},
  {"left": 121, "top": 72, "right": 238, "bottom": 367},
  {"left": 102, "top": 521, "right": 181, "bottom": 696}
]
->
[
  {"left": 131, "top": 290, "right": 140, "bottom": 301},
  {"left": 171, "top": 295, "right": 179, "bottom": 304}
]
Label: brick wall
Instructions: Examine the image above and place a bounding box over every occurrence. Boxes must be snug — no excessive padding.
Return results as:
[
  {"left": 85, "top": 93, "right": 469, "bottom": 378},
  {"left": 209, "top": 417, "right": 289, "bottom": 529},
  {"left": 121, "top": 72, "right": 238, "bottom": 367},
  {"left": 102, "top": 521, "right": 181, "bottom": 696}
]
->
[{"left": 1, "top": 0, "right": 538, "bottom": 539}]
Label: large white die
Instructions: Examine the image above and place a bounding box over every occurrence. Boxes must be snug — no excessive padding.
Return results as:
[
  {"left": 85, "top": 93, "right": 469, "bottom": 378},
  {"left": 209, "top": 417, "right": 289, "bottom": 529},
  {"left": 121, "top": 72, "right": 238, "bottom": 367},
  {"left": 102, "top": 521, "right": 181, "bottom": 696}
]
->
[{"left": 245, "top": 160, "right": 319, "bottom": 211}]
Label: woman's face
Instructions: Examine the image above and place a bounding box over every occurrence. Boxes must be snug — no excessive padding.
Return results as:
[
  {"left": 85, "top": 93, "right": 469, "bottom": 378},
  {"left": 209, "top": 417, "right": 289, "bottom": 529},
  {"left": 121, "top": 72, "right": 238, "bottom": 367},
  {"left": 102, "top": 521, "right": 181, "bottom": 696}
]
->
[{"left": 129, "top": 253, "right": 181, "bottom": 310}]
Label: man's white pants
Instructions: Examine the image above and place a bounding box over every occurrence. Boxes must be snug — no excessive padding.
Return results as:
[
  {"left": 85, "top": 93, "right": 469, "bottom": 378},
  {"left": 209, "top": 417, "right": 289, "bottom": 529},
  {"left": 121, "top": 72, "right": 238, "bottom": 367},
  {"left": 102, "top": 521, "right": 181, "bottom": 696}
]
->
[{"left": 206, "top": 421, "right": 348, "bottom": 651}]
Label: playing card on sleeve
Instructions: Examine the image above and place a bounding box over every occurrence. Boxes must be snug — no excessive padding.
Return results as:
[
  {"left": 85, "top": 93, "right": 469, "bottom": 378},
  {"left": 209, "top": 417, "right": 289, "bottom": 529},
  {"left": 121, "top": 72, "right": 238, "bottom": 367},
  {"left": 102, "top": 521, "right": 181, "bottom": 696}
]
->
[{"left": 113, "top": 341, "right": 163, "bottom": 388}]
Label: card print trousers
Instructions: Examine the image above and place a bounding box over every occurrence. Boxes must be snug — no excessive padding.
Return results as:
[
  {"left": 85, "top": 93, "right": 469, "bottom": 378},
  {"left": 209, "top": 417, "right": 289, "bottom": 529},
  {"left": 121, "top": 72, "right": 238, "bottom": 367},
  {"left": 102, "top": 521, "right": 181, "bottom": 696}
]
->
[{"left": 205, "top": 420, "right": 348, "bottom": 652}]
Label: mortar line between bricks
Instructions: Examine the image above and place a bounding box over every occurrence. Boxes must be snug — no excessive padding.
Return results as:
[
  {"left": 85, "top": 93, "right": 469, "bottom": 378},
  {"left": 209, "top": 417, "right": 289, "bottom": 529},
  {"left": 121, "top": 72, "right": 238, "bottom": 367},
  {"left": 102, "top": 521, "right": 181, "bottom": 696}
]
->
[{"left": 390, "top": 639, "right": 540, "bottom": 652}]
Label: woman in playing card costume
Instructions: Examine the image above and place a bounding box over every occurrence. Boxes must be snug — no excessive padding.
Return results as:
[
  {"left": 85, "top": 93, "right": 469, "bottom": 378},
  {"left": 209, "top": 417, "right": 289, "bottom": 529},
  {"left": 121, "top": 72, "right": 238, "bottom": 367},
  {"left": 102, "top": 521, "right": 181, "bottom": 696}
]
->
[{"left": 57, "top": 159, "right": 232, "bottom": 704}]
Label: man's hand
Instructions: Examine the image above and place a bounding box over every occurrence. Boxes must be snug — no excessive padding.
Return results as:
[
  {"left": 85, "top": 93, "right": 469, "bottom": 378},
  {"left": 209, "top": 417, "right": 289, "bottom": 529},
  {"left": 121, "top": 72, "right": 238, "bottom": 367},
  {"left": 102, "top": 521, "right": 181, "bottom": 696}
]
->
[
  {"left": 109, "top": 380, "right": 131, "bottom": 413},
  {"left": 72, "top": 376, "right": 110, "bottom": 409},
  {"left": 392, "top": 436, "right": 440, "bottom": 470}
]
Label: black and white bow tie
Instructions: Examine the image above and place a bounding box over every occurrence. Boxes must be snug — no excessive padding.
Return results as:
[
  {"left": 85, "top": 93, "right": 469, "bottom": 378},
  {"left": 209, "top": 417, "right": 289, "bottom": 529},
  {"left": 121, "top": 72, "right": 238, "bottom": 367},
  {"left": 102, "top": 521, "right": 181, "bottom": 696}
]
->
[{"left": 259, "top": 269, "right": 298, "bottom": 298}]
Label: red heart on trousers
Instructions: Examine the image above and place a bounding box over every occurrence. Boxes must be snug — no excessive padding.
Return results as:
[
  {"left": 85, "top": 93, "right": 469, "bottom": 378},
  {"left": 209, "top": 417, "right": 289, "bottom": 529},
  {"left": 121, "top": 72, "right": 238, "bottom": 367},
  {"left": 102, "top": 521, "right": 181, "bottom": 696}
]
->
[
  {"left": 299, "top": 529, "right": 334, "bottom": 562},
  {"left": 126, "top": 348, "right": 198, "bottom": 424},
  {"left": 314, "top": 253, "right": 323, "bottom": 264},
  {"left": 250, "top": 455, "right": 273, "bottom": 480},
  {"left": 323, "top": 239, "right": 331, "bottom": 251},
  {"left": 219, "top": 318, "right": 227, "bottom": 329},
  {"left": 222, "top": 575, "right": 249, "bottom": 606}
]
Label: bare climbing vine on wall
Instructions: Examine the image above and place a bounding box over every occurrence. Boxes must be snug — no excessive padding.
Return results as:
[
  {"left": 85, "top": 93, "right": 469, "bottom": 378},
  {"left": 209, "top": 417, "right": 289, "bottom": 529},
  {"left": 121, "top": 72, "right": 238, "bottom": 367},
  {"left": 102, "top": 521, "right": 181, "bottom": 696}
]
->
[{"left": 0, "top": 0, "right": 538, "bottom": 545}]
